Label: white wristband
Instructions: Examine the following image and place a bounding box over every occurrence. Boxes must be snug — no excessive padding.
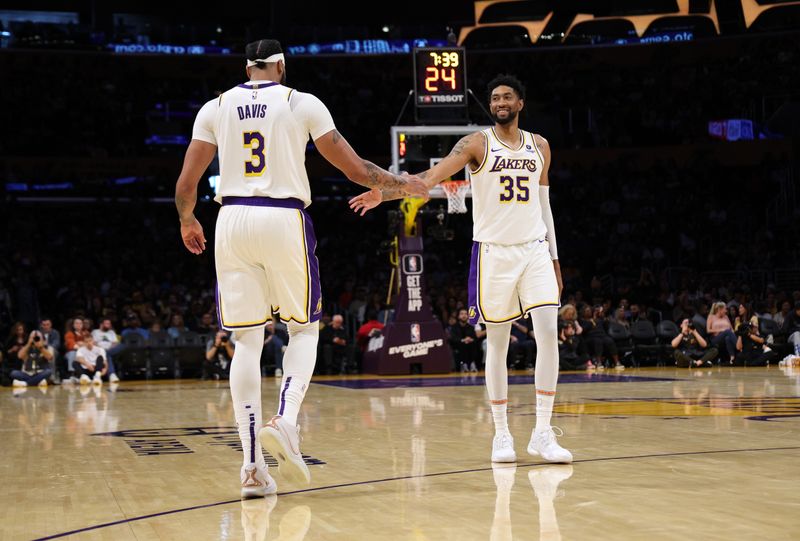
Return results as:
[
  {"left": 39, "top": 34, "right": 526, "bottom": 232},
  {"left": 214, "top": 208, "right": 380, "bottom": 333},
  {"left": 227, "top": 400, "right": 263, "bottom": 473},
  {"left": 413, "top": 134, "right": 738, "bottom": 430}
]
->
[{"left": 539, "top": 185, "right": 558, "bottom": 260}]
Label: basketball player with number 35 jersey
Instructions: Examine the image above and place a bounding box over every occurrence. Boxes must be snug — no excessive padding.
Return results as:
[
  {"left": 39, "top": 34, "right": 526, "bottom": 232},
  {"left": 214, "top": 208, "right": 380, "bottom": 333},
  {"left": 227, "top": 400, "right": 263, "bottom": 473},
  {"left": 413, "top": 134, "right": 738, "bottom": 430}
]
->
[
  {"left": 175, "top": 39, "right": 428, "bottom": 499},
  {"left": 350, "top": 74, "right": 573, "bottom": 466}
]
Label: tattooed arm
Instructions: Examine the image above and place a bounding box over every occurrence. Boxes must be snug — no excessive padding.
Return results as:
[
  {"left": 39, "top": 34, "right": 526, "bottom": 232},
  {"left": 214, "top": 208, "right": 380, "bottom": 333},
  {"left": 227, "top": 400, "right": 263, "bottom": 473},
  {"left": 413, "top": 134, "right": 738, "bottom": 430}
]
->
[
  {"left": 314, "top": 129, "right": 429, "bottom": 198},
  {"left": 348, "top": 131, "right": 485, "bottom": 214}
]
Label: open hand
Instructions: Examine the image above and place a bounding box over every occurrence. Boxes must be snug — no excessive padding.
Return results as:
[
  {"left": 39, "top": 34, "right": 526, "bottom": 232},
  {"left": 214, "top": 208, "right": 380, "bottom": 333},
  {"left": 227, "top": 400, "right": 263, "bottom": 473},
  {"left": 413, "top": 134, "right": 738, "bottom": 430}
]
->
[
  {"left": 181, "top": 216, "right": 206, "bottom": 255},
  {"left": 349, "top": 188, "right": 382, "bottom": 216}
]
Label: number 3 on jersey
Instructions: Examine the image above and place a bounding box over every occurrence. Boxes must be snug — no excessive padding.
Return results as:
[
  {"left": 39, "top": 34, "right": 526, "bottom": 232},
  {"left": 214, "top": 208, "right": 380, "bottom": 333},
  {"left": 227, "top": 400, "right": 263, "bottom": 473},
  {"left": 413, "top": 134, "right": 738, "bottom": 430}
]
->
[
  {"left": 499, "top": 175, "right": 530, "bottom": 203},
  {"left": 243, "top": 131, "right": 266, "bottom": 177}
]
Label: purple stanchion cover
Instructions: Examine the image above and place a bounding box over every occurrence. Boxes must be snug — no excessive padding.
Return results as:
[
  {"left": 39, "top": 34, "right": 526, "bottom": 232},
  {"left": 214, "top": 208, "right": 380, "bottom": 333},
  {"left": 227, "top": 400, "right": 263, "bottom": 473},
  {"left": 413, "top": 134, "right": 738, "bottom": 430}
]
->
[{"left": 362, "top": 228, "right": 452, "bottom": 375}]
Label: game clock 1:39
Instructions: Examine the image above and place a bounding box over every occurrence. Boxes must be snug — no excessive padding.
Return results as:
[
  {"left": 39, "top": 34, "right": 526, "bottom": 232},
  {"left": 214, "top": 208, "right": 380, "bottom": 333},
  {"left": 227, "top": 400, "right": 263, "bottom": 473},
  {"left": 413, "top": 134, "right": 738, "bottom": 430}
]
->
[{"left": 413, "top": 47, "right": 467, "bottom": 108}]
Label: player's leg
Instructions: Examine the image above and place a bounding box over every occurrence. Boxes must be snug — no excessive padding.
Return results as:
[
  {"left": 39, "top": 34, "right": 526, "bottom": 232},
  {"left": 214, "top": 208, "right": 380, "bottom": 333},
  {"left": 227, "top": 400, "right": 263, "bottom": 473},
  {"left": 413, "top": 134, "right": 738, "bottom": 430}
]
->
[
  {"left": 230, "top": 326, "right": 277, "bottom": 498},
  {"left": 470, "top": 242, "right": 528, "bottom": 463},
  {"left": 215, "top": 205, "right": 276, "bottom": 498},
  {"left": 486, "top": 322, "right": 515, "bottom": 462},
  {"left": 257, "top": 209, "right": 320, "bottom": 485},
  {"left": 517, "top": 240, "right": 571, "bottom": 463},
  {"left": 527, "top": 306, "right": 571, "bottom": 463}
]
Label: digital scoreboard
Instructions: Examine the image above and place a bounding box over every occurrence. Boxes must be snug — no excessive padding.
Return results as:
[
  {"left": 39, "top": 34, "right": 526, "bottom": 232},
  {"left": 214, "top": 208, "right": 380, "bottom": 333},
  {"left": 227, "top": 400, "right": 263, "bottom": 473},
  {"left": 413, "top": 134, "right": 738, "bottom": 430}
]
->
[{"left": 413, "top": 47, "right": 467, "bottom": 108}]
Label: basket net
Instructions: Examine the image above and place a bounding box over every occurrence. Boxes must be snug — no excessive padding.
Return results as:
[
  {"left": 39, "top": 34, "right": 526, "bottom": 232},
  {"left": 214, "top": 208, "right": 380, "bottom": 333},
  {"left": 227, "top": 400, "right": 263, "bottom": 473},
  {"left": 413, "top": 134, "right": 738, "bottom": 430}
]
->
[{"left": 442, "top": 181, "right": 470, "bottom": 214}]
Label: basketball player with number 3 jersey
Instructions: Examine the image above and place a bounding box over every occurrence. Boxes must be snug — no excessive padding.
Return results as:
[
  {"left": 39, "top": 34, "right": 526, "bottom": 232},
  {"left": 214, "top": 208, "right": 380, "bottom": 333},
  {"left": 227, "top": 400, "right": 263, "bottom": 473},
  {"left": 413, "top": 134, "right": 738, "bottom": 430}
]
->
[
  {"left": 175, "top": 39, "right": 428, "bottom": 499},
  {"left": 350, "top": 74, "right": 572, "bottom": 465}
]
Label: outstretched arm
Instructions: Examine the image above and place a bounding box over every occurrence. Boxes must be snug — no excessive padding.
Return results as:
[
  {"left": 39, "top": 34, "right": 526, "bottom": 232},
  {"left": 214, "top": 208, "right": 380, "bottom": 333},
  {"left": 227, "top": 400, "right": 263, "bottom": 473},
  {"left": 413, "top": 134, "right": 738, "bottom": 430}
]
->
[
  {"left": 175, "top": 139, "right": 216, "bottom": 255},
  {"left": 314, "top": 130, "right": 429, "bottom": 198},
  {"left": 348, "top": 131, "right": 484, "bottom": 215}
]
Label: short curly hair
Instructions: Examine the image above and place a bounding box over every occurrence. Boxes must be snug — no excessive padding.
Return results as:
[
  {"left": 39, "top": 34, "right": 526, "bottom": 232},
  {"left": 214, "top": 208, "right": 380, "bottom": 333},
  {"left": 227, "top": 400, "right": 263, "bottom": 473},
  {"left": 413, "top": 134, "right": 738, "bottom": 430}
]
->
[{"left": 487, "top": 74, "right": 526, "bottom": 100}]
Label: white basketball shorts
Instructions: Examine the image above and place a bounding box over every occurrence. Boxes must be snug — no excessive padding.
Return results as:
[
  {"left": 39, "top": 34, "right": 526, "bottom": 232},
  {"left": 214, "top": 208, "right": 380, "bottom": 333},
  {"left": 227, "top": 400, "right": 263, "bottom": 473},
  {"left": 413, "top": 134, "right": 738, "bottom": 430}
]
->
[
  {"left": 467, "top": 237, "right": 560, "bottom": 325},
  {"left": 214, "top": 197, "right": 322, "bottom": 331}
]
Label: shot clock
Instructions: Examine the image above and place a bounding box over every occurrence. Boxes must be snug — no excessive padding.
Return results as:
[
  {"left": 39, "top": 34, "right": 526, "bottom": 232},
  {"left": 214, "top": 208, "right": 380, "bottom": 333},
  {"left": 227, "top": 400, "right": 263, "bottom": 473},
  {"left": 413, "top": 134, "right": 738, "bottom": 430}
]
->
[{"left": 413, "top": 47, "right": 467, "bottom": 108}]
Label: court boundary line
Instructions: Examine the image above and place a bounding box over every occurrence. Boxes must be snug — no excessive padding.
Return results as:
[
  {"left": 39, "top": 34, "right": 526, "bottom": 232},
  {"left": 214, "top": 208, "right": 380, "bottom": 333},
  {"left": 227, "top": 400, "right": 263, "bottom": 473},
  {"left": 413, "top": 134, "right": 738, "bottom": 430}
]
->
[{"left": 32, "top": 445, "right": 800, "bottom": 540}]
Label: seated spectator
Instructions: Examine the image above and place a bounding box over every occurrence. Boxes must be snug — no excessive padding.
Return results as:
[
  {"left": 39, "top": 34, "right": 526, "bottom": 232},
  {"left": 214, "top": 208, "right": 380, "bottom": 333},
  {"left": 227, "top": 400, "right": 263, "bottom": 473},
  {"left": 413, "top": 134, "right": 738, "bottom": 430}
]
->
[
  {"left": 121, "top": 314, "right": 150, "bottom": 340},
  {"left": 774, "top": 300, "right": 792, "bottom": 328},
  {"left": 91, "top": 318, "right": 122, "bottom": 383},
  {"left": 64, "top": 317, "right": 88, "bottom": 376},
  {"left": 706, "top": 301, "right": 736, "bottom": 363},
  {"left": 356, "top": 312, "right": 384, "bottom": 353},
  {"left": 5, "top": 322, "right": 27, "bottom": 381},
  {"left": 558, "top": 304, "right": 583, "bottom": 336},
  {"left": 509, "top": 317, "right": 535, "bottom": 369},
  {"left": 579, "top": 305, "right": 624, "bottom": 370},
  {"left": 672, "top": 319, "right": 718, "bottom": 368},
  {"left": 320, "top": 314, "right": 350, "bottom": 374},
  {"left": 781, "top": 302, "right": 800, "bottom": 355},
  {"left": 149, "top": 321, "right": 168, "bottom": 339},
  {"left": 629, "top": 304, "right": 646, "bottom": 324},
  {"left": 205, "top": 330, "right": 234, "bottom": 380},
  {"left": 613, "top": 308, "right": 630, "bottom": 331},
  {"left": 262, "top": 320, "right": 286, "bottom": 377},
  {"left": 449, "top": 308, "right": 481, "bottom": 372},
  {"left": 167, "top": 313, "right": 189, "bottom": 339},
  {"left": 74, "top": 334, "right": 108, "bottom": 384},
  {"left": 196, "top": 312, "right": 218, "bottom": 336},
  {"left": 734, "top": 318, "right": 775, "bottom": 366},
  {"left": 558, "top": 321, "right": 590, "bottom": 370},
  {"left": 11, "top": 329, "right": 54, "bottom": 387}
]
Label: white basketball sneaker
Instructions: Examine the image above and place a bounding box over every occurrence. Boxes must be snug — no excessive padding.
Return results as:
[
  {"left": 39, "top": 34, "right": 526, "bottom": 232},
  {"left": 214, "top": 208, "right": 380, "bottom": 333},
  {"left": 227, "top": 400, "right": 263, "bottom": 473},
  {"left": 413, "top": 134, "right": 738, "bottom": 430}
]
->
[
  {"left": 259, "top": 415, "right": 311, "bottom": 485},
  {"left": 92, "top": 372, "right": 103, "bottom": 385},
  {"left": 491, "top": 432, "right": 517, "bottom": 463},
  {"left": 527, "top": 426, "right": 573, "bottom": 463},
  {"left": 240, "top": 464, "right": 277, "bottom": 499},
  {"left": 79, "top": 374, "right": 91, "bottom": 385}
]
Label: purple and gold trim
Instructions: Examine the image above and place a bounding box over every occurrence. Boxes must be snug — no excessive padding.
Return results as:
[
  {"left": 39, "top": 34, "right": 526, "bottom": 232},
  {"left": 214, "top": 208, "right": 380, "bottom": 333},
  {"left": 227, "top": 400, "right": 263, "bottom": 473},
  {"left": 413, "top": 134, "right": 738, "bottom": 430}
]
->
[
  {"left": 300, "top": 210, "right": 323, "bottom": 324},
  {"left": 237, "top": 82, "right": 279, "bottom": 90},
  {"left": 221, "top": 196, "right": 304, "bottom": 209},
  {"left": 215, "top": 283, "right": 271, "bottom": 331},
  {"left": 467, "top": 241, "right": 483, "bottom": 325},
  {"left": 278, "top": 376, "right": 293, "bottom": 416}
]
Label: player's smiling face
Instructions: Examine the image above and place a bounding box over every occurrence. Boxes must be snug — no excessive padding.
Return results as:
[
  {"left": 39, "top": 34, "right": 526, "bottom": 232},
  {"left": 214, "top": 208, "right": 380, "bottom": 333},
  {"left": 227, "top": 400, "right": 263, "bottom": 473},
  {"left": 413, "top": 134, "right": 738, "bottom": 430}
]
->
[{"left": 489, "top": 85, "right": 523, "bottom": 125}]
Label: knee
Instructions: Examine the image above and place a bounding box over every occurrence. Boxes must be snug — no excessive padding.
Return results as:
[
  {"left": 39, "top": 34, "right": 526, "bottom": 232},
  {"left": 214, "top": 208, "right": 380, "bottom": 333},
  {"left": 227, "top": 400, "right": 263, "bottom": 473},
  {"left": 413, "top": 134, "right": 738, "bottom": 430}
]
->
[{"left": 287, "top": 321, "right": 319, "bottom": 339}]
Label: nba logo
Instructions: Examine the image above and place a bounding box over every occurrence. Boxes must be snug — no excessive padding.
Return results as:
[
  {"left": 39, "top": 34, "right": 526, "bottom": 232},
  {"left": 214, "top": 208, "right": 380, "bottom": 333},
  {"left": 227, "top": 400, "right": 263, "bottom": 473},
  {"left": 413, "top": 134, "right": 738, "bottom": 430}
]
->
[
  {"left": 410, "top": 323, "right": 420, "bottom": 343},
  {"left": 403, "top": 254, "right": 423, "bottom": 274}
]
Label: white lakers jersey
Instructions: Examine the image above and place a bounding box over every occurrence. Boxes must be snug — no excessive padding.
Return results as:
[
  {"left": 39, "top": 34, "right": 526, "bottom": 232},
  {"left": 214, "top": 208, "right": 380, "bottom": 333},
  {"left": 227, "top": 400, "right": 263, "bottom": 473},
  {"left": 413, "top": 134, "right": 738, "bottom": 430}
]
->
[
  {"left": 192, "top": 81, "right": 336, "bottom": 206},
  {"left": 468, "top": 127, "right": 548, "bottom": 245}
]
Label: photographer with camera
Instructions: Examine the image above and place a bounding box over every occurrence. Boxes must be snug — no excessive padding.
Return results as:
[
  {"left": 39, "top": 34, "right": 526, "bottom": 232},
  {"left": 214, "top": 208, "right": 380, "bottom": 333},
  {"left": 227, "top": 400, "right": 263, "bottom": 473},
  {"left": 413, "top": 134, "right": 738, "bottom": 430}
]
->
[
  {"left": 12, "top": 329, "right": 54, "bottom": 387},
  {"left": 205, "top": 330, "right": 235, "bottom": 380},
  {"left": 734, "top": 320, "right": 774, "bottom": 366},
  {"left": 734, "top": 304, "right": 774, "bottom": 366},
  {"left": 672, "top": 319, "right": 718, "bottom": 368}
]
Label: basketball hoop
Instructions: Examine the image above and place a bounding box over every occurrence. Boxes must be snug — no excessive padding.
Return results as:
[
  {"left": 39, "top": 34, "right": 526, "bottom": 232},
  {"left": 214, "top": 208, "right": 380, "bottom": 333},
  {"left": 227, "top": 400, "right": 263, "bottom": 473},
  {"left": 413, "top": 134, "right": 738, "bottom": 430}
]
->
[{"left": 442, "top": 181, "right": 470, "bottom": 214}]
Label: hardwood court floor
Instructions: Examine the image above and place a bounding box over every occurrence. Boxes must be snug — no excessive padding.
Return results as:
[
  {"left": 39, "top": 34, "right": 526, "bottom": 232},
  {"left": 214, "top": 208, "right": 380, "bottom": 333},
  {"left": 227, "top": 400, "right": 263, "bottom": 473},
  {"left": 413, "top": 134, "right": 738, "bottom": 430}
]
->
[{"left": 2, "top": 366, "right": 799, "bottom": 540}]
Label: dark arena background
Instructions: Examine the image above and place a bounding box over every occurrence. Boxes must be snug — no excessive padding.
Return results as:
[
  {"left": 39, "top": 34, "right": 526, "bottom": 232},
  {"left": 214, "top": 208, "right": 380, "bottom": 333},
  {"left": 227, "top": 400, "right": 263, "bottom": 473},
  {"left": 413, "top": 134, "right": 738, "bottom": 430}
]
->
[{"left": 2, "top": 2, "right": 800, "bottom": 540}]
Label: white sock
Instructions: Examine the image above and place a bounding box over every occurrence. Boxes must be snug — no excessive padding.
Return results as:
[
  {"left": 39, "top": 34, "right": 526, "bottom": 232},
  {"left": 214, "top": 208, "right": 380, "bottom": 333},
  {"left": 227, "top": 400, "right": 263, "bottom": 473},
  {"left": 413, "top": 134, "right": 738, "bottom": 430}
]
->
[
  {"left": 485, "top": 323, "right": 511, "bottom": 435},
  {"left": 535, "top": 391, "right": 555, "bottom": 432},
  {"left": 530, "top": 307, "right": 559, "bottom": 432},
  {"left": 229, "top": 327, "right": 266, "bottom": 468},
  {"left": 277, "top": 322, "right": 319, "bottom": 426}
]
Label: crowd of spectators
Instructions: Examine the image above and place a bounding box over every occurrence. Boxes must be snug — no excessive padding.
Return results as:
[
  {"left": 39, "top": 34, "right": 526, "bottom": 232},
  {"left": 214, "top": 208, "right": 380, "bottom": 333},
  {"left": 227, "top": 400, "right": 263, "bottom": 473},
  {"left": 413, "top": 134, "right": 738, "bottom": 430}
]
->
[{"left": 2, "top": 32, "right": 797, "bottom": 169}]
